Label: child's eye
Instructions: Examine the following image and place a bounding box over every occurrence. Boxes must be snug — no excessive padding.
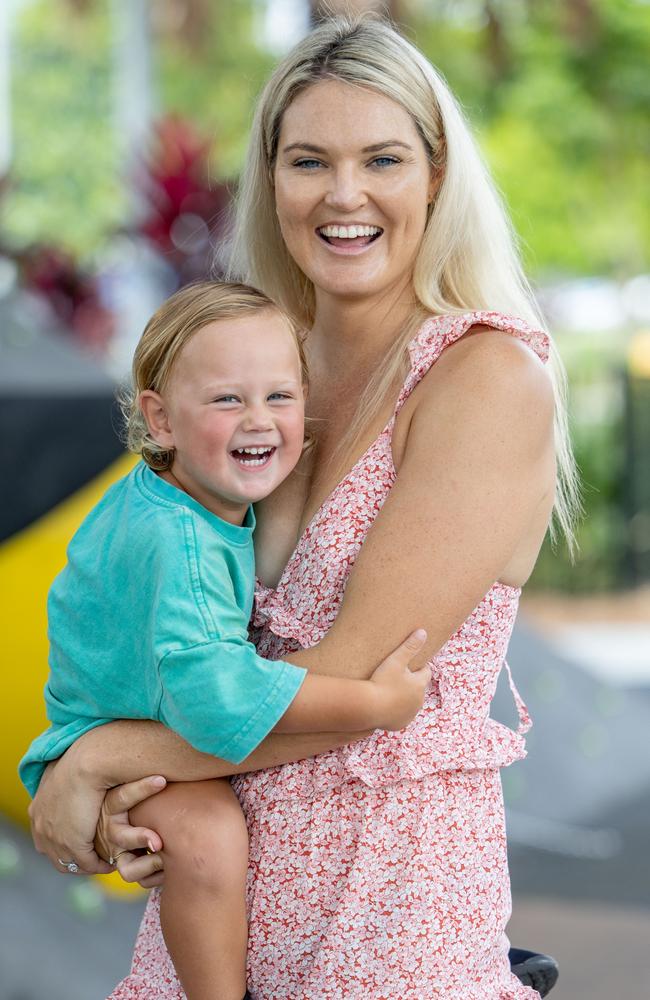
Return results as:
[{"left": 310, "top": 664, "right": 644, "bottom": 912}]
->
[
  {"left": 213, "top": 395, "right": 240, "bottom": 404},
  {"left": 268, "top": 392, "right": 293, "bottom": 401}
]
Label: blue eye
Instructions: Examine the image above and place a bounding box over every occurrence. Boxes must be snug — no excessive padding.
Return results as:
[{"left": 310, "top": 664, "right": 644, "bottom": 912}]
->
[
  {"left": 268, "top": 392, "right": 293, "bottom": 401},
  {"left": 293, "top": 158, "right": 323, "bottom": 170},
  {"left": 371, "top": 156, "right": 400, "bottom": 168},
  {"left": 214, "top": 395, "right": 239, "bottom": 404}
]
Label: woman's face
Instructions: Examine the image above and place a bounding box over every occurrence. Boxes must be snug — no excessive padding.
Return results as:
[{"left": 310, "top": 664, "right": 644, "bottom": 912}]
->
[{"left": 273, "top": 79, "right": 436, "bottom": 306}]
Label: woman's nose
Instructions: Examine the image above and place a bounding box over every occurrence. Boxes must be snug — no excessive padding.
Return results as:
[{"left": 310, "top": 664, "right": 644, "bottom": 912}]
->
[{"left": 323, "top": 167, "right": 368, "bottom": 212}]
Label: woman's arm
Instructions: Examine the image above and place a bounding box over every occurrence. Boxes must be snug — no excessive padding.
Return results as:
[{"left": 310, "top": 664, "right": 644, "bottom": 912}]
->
[
  {"left": 282, "top": 333, "right": 555, "bottom": 680},
  {"left": 29, "top": 721, "right": 373, "bottom": 873}
]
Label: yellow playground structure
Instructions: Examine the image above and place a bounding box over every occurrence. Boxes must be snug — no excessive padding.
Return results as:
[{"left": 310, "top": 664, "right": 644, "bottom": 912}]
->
[{"left": 0, "top": 453, "right": 141, "bottom": 897}]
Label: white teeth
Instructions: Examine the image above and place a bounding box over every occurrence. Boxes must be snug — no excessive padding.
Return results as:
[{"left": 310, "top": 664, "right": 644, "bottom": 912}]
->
[
  {"left": 319, "top": 225, "right": 381, "bottom": 239},
  {"left": 232, "top": 446, "right": 273, "bottom": 467}
]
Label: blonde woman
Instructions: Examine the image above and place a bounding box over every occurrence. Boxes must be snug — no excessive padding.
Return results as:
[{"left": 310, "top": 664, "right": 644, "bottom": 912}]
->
[{"left": 29, "top": 15, "right": 575, "bottom": 999}]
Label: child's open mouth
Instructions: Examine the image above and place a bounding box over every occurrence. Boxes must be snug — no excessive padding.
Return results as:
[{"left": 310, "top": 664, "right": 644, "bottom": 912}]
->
[{"left": 230, "top": 446, "right": 276, "bottom": 468}]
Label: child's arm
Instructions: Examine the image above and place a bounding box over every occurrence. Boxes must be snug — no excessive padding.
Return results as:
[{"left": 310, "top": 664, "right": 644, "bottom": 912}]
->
[
  {"left": 155, "top": 626, "right": 429, "bottom": 763},
  {"left": 271, "top": 628, "right": 429, "bottom": 733}
]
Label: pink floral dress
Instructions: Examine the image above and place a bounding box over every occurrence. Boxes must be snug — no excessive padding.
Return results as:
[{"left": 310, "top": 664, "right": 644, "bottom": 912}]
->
[{"left": 109, "top": 312, "right": 548, "bottom": 1000}]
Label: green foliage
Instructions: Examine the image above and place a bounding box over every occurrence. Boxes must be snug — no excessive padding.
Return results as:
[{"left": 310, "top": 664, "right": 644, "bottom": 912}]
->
[
  {"left": 4, "top": 0, "right": 649, "bottom": 274},
  {"left": 411, "top": 0, "right": 650, "bottom": 276},
  {"left": 155, "top": 4, "right": 277, "bottom": 180},
  {"left": 5, "top": 0, "right": 124, "bottom": 256},
  {"left": 3, "top": 0, "right": 276, "bottom": 255},
  {"left": 530, "top": 333, "right": 630, "bottom": 591}
]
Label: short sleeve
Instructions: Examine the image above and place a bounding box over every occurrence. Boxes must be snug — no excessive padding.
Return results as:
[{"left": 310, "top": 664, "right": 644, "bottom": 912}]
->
[
  {"left": 157, "top": 639, "right": 306, "bottom": 764},
  {"left": 19, "top": 718, "right": 112, "bottom": 798}
]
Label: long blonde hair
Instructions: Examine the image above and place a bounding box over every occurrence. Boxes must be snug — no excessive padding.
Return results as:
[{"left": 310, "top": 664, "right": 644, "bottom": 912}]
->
[{"left": 228, "top": 13, "right": 580, "bottom": 548}]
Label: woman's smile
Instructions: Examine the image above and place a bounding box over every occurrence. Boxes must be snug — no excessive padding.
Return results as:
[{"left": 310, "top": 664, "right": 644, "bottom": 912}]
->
[
  {"left": 274, "top": 79, "right": 436, "bottom": 304},
  {"left": 316, "top": 223, "right": 383, "bottom": 253}
]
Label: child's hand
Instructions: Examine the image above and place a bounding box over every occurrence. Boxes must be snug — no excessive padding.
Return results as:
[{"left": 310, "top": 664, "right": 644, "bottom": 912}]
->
[
  {"left": 368, "top": 629, "right": 431, "bottom": 731},
  {"left": 95, "top": 776, "right": 167, "bottom": 888}
]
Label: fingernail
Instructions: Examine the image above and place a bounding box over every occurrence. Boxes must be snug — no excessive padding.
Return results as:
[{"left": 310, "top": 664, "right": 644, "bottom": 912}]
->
[
  {"left": 147, "top": 839, "right": 157, "bottom": 853},
  {"left": 151, "top": 776, "right": 166, "bottom": 788},
  {"left": 414, "top": 629, "right": 426, "bottom": 641}
]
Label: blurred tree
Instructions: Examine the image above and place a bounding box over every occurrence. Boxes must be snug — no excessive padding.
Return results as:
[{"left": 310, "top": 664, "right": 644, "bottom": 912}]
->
[
  {"left": 483, "top": 0, "right": 511, "bottom": 81},
  {"left": 151, "top": 0, "right": 212, "bottom": 53},
  {"left": 5, "top": 0, "right": 122, "bottom": 256},
  {"left": 411, "top": 0, "right": 650, "bottom": 276},
  {"left": 4, "top": 0, "right": 648, "bottom": 276},
  {"left": 563, "top": 0, "right": 600, "bottom": 47},
  {"left": 134, "top": 114, "right": 230, "bottom": 287}
]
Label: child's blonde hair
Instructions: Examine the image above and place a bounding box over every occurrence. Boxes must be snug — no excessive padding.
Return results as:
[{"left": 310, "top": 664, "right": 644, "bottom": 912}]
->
[{"left": 121, "top": 280, "right": 309, "bottom": 472}]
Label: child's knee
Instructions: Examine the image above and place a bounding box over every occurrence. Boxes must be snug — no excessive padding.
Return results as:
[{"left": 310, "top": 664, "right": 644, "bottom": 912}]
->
[{"left": 152, "top": 781, "right": 248, "bottom": 894}]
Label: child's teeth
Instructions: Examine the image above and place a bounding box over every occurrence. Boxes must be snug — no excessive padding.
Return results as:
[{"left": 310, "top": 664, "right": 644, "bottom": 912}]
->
[{"left": 233, "top": 446, "right": 273, "bottom": 466}]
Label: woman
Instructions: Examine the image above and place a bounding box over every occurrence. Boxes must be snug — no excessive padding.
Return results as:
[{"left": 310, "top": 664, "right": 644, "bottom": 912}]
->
[{"left": 29, "top": 14, "right": 576, "bottom": 999}]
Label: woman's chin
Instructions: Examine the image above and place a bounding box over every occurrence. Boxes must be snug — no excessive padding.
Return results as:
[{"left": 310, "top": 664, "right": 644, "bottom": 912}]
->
[{"left": 312, "top": 274, "right": 388, "bottom": 302}]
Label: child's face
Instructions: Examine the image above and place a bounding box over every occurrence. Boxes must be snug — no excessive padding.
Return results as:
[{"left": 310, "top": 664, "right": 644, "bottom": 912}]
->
[{"left": 145, "top": 309, "right": 306, "bottom": 523}]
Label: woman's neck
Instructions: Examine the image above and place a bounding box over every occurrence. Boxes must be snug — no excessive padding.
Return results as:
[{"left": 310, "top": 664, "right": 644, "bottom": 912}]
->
[{"left": 309, "top": 285, "right": 418, "bottom": 377}]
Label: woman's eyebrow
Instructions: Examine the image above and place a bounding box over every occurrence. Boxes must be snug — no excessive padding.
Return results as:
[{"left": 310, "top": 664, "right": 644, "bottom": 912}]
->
[
  {"left": 362, "top": 141, "right": 414, "bottom": 153},
  {"left": 282, "top": 140, "right": 414, "bottom": 154},
  {"left": 282, "top": 142, "right": 327, "bottom": 154}
]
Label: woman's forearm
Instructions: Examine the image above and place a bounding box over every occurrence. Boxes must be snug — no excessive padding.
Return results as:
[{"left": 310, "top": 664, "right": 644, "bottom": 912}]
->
[{"left": 73, "top": 719, "right": 368, "bottom": 787}]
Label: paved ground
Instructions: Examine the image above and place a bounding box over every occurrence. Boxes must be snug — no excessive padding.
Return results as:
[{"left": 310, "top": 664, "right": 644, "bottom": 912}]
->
[{"left": 508, "top": 896, "right": 650, "bottom": 1000}]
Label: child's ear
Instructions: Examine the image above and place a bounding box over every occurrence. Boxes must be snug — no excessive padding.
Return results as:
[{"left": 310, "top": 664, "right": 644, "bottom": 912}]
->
[{"left": 139, "top": 390, "right": 175, "bottom": 449}]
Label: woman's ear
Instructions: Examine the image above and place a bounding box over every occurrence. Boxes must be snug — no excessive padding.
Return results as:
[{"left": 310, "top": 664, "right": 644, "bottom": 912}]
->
[{"left": 139, "top": 390, "right": 175, "bottom": 450}]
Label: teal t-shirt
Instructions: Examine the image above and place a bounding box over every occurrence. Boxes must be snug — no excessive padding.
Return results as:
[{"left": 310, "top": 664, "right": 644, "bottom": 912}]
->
[{"left": 19, "top": 463, "right": 306, "bottom": 796}]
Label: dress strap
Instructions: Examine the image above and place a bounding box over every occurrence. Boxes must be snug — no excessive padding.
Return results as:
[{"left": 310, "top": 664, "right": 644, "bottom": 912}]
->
[
  {"left": 503, "top": 660, "right": 532, "bottom": 735},
  {"left": 394, "top": 311, "right": 551, "bottom": 418}
]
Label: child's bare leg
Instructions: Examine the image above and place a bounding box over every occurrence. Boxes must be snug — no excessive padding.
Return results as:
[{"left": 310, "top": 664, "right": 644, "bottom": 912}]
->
[{"left": 130, "top": 778, "right": 248, "bottom": 1000}]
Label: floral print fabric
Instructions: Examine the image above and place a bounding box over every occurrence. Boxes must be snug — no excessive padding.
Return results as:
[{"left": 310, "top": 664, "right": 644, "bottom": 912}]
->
[{"left": 109, "top": 312, "right": 548, "bottom": 999}]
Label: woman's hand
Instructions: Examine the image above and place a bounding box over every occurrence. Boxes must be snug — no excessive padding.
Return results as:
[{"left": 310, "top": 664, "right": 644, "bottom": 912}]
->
[
  {"left": 95, "top": 777, "right": 167, "bottom": 888},
  {"left": 29, "top": 754, "right": 114, "bottom": 876}
]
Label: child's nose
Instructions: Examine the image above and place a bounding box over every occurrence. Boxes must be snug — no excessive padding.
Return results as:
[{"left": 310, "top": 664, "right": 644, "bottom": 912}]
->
[{"left": 242, "top": 404, "right": 274, "bottom": 431}]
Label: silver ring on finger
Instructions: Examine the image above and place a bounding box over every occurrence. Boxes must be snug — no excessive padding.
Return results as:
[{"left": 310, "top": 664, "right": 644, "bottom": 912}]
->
[{"left": 57, "top": 857, "right": 80, "bottom": 874}]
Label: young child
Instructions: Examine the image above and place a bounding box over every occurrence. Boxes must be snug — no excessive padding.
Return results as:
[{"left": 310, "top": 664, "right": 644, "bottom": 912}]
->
[{"left": 20, "top": 281, "right": 430, "bottom": 1000}]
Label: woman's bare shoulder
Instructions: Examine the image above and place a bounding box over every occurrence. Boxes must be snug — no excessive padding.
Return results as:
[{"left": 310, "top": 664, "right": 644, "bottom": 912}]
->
[{"left": 413, "top": 325, "right": 554, "bottom": 423}]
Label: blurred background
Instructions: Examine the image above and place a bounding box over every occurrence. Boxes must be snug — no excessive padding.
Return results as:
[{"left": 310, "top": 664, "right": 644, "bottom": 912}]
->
[{"left": 0, "top": 1, "right": 648, "bottom": 998}]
